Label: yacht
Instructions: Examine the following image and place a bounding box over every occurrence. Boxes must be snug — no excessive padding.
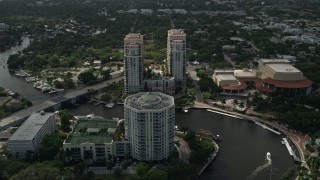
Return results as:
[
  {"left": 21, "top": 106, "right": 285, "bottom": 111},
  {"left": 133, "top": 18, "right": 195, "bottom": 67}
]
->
[
  {"left": 183, "top": 107, "right": 189, "bottom": 113},
  {"left": 105, "top": 103, "right": 115, "bottom": 108},
  {"left": 266, "top": 152, "right": 272, "bottom": 162}
]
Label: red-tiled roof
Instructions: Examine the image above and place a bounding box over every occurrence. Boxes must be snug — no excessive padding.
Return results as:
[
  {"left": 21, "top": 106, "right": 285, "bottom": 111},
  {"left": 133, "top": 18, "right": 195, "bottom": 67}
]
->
[{"left": 261, "top": 78, "right": 312, "bottom": 88}]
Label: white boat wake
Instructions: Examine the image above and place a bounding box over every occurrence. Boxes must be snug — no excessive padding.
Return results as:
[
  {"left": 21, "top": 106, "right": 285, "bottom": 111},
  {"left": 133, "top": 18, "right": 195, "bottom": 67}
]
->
[{"left": 247, "top": 153, "right": 272, "bottom": 179}]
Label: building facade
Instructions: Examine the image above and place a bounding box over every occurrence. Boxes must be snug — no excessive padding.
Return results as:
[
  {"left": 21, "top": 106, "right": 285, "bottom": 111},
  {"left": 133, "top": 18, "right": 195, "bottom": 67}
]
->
[
  {"left": 63, "top": 115, "right": 131, "bottom": 162},
  {"left": 143, "top": 76, "right": 175, "bottom": 95},
  {"left": 212, "top": 59, "right": 312, "bottom": 95},
  {"left": 124, "top": 33, "right": 144, "bottom": 95},
  {"left": 8, "top": 112, "right": 56, "bottom": 158},
  {"left": 167, "top": 29, "right": 187, "bottom": 88},
  {"left": 124, "top": 92, "right": 175, "bottom": 161}
]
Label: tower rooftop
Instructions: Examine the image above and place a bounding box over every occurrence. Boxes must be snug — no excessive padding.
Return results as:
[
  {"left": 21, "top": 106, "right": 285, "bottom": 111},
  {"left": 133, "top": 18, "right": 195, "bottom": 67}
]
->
[{"left": 124, "top": 92, "right": 174, "bottom": 110}]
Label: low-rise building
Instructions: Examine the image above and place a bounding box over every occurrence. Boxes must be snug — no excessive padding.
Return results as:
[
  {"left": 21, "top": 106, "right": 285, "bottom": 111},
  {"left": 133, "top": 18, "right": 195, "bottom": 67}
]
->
[
  {"left": 63, "top": 115, "right": 130, "bottom": 162},
  {"left": 213, "top": 59, "right": 312, "bottom": 95},
  {"left": 143, "top": 76, "right": 175, "bottom": 95},
  {"left": 7, "top": 112, "right": 56, "bottom": 158}
]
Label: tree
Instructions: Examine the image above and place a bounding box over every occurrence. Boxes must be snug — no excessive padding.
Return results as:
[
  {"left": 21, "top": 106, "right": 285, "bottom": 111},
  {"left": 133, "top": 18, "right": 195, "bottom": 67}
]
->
[
  {"left": 232, "top": 99, "right": 238, "bottom": 108},
  {"left": 122, "top": 160, "right": 130, "bottom": 174},
  {"left": 78, "top": 71, "right": 97, "bottom": 85},
  {"left": 144, "top": 169, "right": 168, "bottom": 180},
  {"left": 136, "top": 162, "right": 149, "bottom": 177},
  {"left": 106, "top": 159, "right": 113, "bottom": 174},
  {"left": 10, "top": 162, "right": 61, "bottom": 180},
  {"left": 39, "top": 134, "right": 64, "bottom": 161},
  {"left": 101, "top": 69, "right": 111, "bottom": 80},
  {"left": 58, "top": 109, "right": 73, "bottom": 131}
]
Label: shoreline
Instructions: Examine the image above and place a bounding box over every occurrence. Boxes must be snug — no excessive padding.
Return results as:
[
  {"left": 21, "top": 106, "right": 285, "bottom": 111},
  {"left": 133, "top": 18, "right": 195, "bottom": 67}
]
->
[
  {"left": 192, "top": 101, "right": 310, "bottom": 164},
  {"left": 198, "top": 141, "right": 219, "bottom": 177}
]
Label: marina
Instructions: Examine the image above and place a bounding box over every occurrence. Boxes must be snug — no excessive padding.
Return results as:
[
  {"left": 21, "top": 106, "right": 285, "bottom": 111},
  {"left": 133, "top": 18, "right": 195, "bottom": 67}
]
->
[{"left": 254, "top": 121, "right": 281, "bottom": 135}]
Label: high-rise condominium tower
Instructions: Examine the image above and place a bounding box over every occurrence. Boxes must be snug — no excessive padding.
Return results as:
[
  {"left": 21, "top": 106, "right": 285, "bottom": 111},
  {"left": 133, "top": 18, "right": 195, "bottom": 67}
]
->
[
  {"left": 167, "top": 29, "right": 187, "bottom": 88},
  {"left": 124, "top": 33, "right": 144, "bottom": 95},
  {"left": 124, "top": 92, "right": 175, "bottom": 161}
]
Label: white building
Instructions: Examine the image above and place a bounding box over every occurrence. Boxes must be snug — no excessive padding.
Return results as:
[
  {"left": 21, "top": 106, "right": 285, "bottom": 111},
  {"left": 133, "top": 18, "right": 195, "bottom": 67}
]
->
[
  {"left": 8, "top": 112, "right": 56, "bottom": 158},
  {"left": 143, "top": 76, "right": 175, "bottom": 95},
  {"left": 63, "top": 116, "right": 130, "bottom": 162},
  {"left": 124, "top": 92, "right": 175, "bottom": 161},
  {"left": 167, "top": 29, "right": 187, "bottom": 88},
  {"left": 124, "top": 33, "right": 144, "bottom": 95}
]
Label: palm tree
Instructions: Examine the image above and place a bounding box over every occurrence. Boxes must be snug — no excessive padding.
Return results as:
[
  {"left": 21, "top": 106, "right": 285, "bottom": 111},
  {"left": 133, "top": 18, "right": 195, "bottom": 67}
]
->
[
  {"left": 232, "top": 99, "right": 238, "bottom": 108},
  {"left": 106, "top": 159, "right": 113, "bottom": 174}
]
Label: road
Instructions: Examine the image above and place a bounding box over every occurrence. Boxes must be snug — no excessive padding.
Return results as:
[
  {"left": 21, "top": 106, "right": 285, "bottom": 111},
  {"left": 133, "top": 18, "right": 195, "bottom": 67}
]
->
[
  {"left": 0, "top": 77, "right": 123, "bottom": 130},
  {"left": 174, "top": 136, "right": 191, "bottom": 164}
]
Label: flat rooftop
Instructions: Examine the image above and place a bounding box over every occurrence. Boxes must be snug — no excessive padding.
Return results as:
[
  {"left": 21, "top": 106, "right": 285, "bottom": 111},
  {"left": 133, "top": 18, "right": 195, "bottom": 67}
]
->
[
  {"left": 65, "top": 116, "right": 118, "bottom": 145},
  {"left": 260, "top": 58, "right": 290, "bottom": 63},
  {"left": 125, "top": 92, "right": 174, "bottom": 110},
  {"left": 168, "top": 29, "right": 186, "bottom": 36},
  {"left": 217, "top": 74, "right": 238, "bottom": 81},
  {"left": 9, "top": 112, "right": 54, "bottom": 141},
  {"left": 234, "top": 69, "right": 256, "bottom": 77},
  {"left": 124, "top": 33, "right": 143, "bottom": 41},
  {"left": 266, "top": 64, "right": 301, "bottom": 73}
]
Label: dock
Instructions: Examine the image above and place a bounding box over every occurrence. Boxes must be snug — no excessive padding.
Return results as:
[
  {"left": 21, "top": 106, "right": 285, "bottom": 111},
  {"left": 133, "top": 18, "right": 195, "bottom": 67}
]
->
[
  {"left": 255, "top": 122, "right": 281, "bottom": 135},
  {"left": 282, "top": 138, "right": 301, "bottom": 162},
  {"left": 207, "top": 109, "right": 243, "bottom": 119}
]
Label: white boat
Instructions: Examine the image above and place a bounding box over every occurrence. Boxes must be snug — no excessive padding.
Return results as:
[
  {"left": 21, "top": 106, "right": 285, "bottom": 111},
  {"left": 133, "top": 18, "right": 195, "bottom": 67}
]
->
[
  {"left": 266, "top": 152, "right": 272, "bottom": 162},
  {"left": 48, "top": 90, "right": 57, "bottom": 94},
  {"left": 41, "top": 86, "right": 51, "bottom": 93},
  {"left": 105, "top": 103, "right": 115, "bottom": 108},
  {"left": 183, "top": 107, "right": 189, "bottom": 113}
]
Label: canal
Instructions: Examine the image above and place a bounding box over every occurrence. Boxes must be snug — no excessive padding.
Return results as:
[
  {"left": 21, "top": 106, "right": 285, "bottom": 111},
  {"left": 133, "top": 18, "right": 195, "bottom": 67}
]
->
[
  {"left": 70, "top": 103, "right": 296, "bottom": 180},
  {"left": 0, "top": 37, "right": 51, "bottom": 104}
]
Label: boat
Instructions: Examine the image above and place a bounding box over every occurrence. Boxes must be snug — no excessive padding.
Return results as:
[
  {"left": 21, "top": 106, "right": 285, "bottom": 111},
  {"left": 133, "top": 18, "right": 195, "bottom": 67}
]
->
[
  {"left": 25, "top": 77, "right": 37, "bottom": 82},
  {"left": 48, "top": 90, "right": 58, "bottom": 94},
  {"left": 266, "top": 152, "right": 272, "bottom": 162},
  {"left": 211, "top": 134, "right": 223, "bottom": 142},
  {"left": 41, "top": 86, "right": 51, "bottom": 93},
  {"left": 105, "top": 103, "right": 115, "bottom": 108},
  {"left": 183, "top": 107, "right": 189, "bottom": 113}
]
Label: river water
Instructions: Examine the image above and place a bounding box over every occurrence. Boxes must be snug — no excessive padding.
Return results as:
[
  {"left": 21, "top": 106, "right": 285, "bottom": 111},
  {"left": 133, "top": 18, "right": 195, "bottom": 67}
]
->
[
  {"left": 0, "top": 37, "right": 51, "bottom": 104},
  {"left": 70, "top": 104, "right": 296, "bottom": 180},
  {"left": 0, "top": 38, "right": 296, "bottom": 179}
]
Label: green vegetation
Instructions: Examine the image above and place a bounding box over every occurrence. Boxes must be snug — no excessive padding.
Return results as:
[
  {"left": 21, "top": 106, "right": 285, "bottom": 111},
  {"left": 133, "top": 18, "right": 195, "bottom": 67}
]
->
[
  {"left": 101, "top": 82, "right": 124, "bottom": 102},
  {"left": 0, "top": 157, "right": 29, "bottom": 179},
  {"left": 249, "top": 92, "right": 320, "bottom": 133},
  {"left": 39, "top": 134, "right": 65, "bottom": 161},
  {"left": 58, "top": 109, "right": 73, "bottom": 131},
  {"left": 10, "top": 161, "right": 62, "bottom": 180}
]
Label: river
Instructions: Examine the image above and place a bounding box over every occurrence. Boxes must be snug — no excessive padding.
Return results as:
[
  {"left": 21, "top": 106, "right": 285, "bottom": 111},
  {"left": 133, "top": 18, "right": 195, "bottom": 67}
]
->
[
  {"left": 0, "top": 37, "right": 51, "bottom": 104},
  {"left": 0, "top": 37, "right": 296, "bottom": 179},
  {"left": 69, "top": 103, "right": 296, "bottom": 180}
]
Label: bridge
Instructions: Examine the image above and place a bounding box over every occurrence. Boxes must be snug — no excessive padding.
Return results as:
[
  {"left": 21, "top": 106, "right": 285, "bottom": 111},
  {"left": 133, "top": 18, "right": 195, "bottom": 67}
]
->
[{"left": 0, "top": 77, "right": 123, "bottom": 131}]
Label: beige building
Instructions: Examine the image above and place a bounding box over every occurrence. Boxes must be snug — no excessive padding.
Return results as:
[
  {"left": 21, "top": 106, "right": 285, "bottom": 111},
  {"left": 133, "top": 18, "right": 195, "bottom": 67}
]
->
[
  {"left": 167, "top": 29, "right": 187, "bottom": 88},
  {"left": 259, "top": 59, "right": 304, "bottom": 81},
  {"left": 212, "top": 59, "right": 312, "bottom": 95},
  {"left": 124, "top": 33, "right": 144, "bottom": 95}
]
